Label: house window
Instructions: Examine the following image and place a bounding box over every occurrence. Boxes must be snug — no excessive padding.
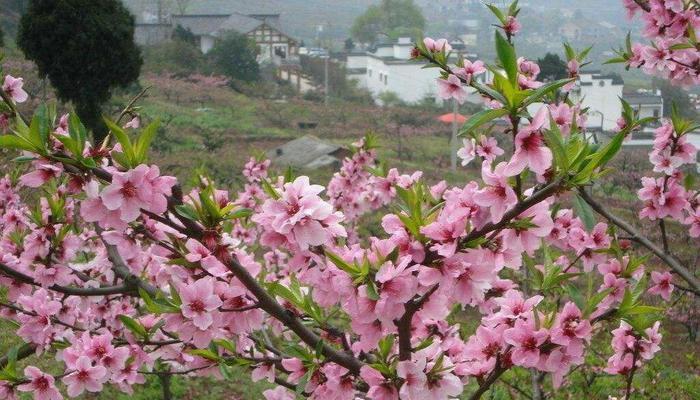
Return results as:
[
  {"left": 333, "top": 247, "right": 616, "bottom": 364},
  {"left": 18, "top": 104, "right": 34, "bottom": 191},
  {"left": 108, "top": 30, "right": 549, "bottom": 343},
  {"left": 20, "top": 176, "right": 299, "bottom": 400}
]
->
[
  {"left": 379, "top": 72, "right": 383, "bottom": 81},
  {"left": 599, "top": 81, "right": 605, "bottom": 87},
  {"left": 384, "top": 75, "right": 388, "bottom": 85}
]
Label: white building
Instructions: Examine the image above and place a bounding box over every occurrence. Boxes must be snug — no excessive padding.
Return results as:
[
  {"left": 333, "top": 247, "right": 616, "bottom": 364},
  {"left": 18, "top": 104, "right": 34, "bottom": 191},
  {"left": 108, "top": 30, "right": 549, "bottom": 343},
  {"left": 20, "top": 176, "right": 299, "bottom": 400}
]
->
[
  {"left": 624, "top": 92, "right": 664, "bottom": 120},
  {"left": 346, "top": 38, "right": 489, "bottom": 105},
  {"left": 570, "top": 71, "right": 625, "bottom": 132}
]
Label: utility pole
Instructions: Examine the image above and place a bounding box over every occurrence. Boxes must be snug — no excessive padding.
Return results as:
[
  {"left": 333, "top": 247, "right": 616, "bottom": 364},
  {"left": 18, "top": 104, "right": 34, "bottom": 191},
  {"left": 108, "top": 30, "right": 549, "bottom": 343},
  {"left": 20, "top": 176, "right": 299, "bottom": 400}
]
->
[
  {"left": 450, "top": 98, "right": 458, "bottom": 171},
  {"left": 157, "top": 0, "right": 163, "bottom": 24},
  {"left": 324, "top": 54, "right": 329, "bottom": 106}
]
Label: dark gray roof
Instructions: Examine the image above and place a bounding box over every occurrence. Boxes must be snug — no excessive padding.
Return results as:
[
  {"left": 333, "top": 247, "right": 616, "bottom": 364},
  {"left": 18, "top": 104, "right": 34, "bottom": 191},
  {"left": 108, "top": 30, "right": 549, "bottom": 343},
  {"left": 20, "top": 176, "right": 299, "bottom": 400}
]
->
[
  {"left": 624, "top": 94, "right": 664, "bottom": 106},
  {"left": 183, "top": 0, "right": 281, "bottom": 16},
  {"left": 268, "top": 135, "right": 344, "bottom": 169},
  {"left": 171, "top": 15, "right": 231, "bottom": 36},
  {"left": 215, "top": 13, "right": 265, "bottom": 36}
]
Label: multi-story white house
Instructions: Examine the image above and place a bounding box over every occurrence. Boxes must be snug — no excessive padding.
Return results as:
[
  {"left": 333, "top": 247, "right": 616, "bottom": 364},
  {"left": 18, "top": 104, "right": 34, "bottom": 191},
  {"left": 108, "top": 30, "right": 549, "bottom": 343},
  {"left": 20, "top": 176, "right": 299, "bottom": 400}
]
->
[
  {"left": 570, "top": 71, "right": 625, "bottom": 132},
  {"left": 346, "top": 38, "right": 490, "bottom": 105}
]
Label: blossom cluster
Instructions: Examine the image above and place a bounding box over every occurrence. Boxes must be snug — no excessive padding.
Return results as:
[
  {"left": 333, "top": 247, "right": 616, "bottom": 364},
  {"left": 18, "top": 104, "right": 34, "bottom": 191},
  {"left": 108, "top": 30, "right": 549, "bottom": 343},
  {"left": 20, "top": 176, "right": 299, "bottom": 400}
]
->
[
  {"left": 637, "top": 120, "right": 699, "bottom": 237},
  {"left": 622, "top": 0, "right": 700, "bottom": 86}
]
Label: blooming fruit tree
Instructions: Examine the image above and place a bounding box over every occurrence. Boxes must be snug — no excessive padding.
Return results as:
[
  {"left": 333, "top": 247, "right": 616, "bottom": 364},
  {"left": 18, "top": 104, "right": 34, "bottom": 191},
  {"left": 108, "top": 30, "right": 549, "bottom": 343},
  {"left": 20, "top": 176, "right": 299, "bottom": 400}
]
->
[{"left": 0, "top": 1, "right": 699, "bottom": 399}]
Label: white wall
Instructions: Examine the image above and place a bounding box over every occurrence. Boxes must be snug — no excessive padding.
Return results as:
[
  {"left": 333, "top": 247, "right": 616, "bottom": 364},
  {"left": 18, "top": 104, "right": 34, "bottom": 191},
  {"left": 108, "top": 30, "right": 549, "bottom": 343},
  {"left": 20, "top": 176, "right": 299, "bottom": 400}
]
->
[
  {"left": 572, "top": 75, "right": 623, "bottom": 131},
  {"left": 362, "top": 57, "right": 486, "bottom": 105},
  {"left": 200, "top": 35, "right": 216, "bottom": 54},
  {"left": 364, "top": 57, "right": 438, "bottom": 103},
  {"left": 633, "top": 104, "right": 663, "bottom": 120},
  {"left": 393, "top": 44, "right": 413, "bottom": 60}
]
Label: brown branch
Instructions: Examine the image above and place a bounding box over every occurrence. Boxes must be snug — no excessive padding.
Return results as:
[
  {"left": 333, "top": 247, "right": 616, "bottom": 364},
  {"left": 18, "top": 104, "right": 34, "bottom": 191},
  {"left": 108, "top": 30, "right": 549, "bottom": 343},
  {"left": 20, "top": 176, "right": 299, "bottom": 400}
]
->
[
  {"left": 396, "top": 284, "right": 439, "bottom": 361},
  {"left": 624, "top": 350, "right": 640, "bottom": 400},
  {"left": 0, "top": 262, "right": 136, "bottom": 296},
  {"left": 659, "top": 219, "right": 670, "bottom": 254},
  {"left": 224, "top": 258, "right": 363, "bottom": 375},
  {"left": 578, "top": 188, "right": 700, "bottom": 295},
  {"left": 633, "top": 0, "right": 651, "bottom": 12},
  {"left": 469, "top": 359, "right": 508, "bottom": 400},
  {"left": 464, "top": 178, "right": 564, "bottom": 244}
]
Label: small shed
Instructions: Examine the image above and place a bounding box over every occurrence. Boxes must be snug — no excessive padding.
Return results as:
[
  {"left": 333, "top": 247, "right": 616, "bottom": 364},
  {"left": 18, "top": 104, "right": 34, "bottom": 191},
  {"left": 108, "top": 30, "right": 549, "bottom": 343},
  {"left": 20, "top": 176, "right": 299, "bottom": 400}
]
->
[{"left": 268, "top": 135, "right": 351, "bottom": 169}]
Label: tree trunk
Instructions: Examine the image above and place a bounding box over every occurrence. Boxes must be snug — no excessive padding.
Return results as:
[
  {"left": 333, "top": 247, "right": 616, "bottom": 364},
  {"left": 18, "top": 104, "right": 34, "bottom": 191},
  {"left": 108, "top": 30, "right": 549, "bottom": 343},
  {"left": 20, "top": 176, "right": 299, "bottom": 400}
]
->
[{"left": 158, "top": 373, "right": 172, "bottom": 400}]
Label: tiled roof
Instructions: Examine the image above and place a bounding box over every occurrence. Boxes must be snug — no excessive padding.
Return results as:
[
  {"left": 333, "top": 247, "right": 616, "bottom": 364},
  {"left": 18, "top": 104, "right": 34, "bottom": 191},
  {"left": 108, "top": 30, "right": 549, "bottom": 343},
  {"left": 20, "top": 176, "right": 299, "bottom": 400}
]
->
[{"left": 171, "top": 14, "right": 231, "bottom": 36}]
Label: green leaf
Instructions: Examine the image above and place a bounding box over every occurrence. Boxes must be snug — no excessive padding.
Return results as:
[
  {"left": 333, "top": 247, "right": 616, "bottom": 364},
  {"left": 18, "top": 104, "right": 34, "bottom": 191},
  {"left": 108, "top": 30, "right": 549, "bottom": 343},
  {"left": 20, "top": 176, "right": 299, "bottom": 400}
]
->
[
  {"left": 175, "top": 204, "right": 199, "bottom": 221},
  {"left": 104, "top": 118, "right": 135, "bottom": 164},
  {"left": 521, "top": 78, "right": 575, "bottom": 108},
  {"left": 28, "top": 104, "right": 50, "bottom": 150},
  {"left": 227, "top": 207, "right": 253, "bottom": 220},
  {"left": 471, "top": 81, "right": 508, "bottom": 105},
  {"left": 495, "top": 31, "right": 518, "bottom": 87},
  {"left": 134, "top": 119, "right": 160, "bottom": 163},
  {"left": 575, "top": 130, "right": 626, "bottom": 182},
  {"left": 0, "top": 135, "right": 37, "bottom": 152},
  {"left": 572, "top": 194, "right": 596, "bottom": 231},
  {"left": 261, "top": 178, "right": 280, "bottom": 200},
  {"left": 583, "top": 288, "right": 613, "bottom": 317},
  {"left": 213, "top": 339, "right": 237, "bottom": 354},
  {"left": 118, "top": 315, "right": 148, "bottom": 338},
  {"left": 626, "top": 305, "right": 663, "bottom": 316},
  {"left": 543, "top": 119, "right": 568, "bottom": 171},
  {"left": 325, "top": 250, "right": 360, "bottom": 276},
  {"left": 458, "top": 108, "right": 509, "bottom": 137},
  {"left": 365, "top": 281, "right": 380, "bottom": 301},
  {"left": 486, "top": 4, "right": 506, "bottom": 24},
  {"left": 187, "top": 348, "right": 220, "bottom": 361}
]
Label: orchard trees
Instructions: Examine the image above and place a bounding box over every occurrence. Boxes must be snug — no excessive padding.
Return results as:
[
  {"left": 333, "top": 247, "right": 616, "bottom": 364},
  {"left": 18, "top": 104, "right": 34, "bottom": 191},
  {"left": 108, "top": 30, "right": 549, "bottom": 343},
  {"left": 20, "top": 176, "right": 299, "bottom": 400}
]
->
[{"left": 0, "top": 1, "right": 698, "bottom": 400}]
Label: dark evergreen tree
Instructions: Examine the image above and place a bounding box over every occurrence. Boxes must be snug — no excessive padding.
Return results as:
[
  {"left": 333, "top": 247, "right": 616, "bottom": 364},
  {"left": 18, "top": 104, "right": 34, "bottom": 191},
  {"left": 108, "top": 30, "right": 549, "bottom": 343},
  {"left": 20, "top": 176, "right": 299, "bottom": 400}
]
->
[
  {"left": 18, "top": 0, "right": 142, "bottom": 143},
  {"left": 172, "top": 24, "right": 197, "bottom": 45},
  {"left": 537, "top": 53, "right": 568, "bottom": 81},
  {"left": 207, "top": 32, "right": 260, "bottom": 83}
]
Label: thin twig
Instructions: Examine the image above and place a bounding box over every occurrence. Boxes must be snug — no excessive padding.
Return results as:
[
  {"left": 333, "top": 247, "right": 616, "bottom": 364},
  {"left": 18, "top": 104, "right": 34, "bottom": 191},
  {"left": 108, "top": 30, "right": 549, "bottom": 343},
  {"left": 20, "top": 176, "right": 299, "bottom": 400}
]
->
[{"left": 579, "top": 188, "right": 700, "bottom": 295}]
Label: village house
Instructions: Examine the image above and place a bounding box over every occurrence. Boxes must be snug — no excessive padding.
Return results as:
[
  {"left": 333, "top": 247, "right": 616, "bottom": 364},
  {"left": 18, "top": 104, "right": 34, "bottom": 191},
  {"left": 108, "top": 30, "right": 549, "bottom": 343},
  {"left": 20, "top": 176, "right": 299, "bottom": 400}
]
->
[
  {"left": 267, "top": 135, "right": 351, "bottom": 169},
  {"left": 624, "top": 92, "right": 664, "bottom": 120},
  {"left": 170, "top": 13, "right": 299, "bottom": 62},
  {"left": 346, "top": 38, "right": 491, "bottom": 105},
  {"left": 570, "top": 71, "right": 625, "bottom": 132},
  {"left": 126, "top": 1, "right": 299, "bottom": 65}
]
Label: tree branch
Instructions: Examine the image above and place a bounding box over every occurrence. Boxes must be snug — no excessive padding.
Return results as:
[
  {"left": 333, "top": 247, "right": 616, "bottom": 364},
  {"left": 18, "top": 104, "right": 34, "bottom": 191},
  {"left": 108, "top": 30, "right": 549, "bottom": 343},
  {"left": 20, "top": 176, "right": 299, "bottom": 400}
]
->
[
  {"left": 396, "top": 284, "right": 439, "bottom": 361},
  {"left": 0, "top": 262, "right": 135, "bottom": 296},
  {"left": 578, "top": 188, "right": 700, "bottom": 295},
  {"left": 464, "top": 178, "right": 564, "bottom": 244},
  {"left": 224, "top": 258, "right": 363, "bottom": 375},
  {"left": 633, "top": 0, "right": 651, "bottom": 12}
]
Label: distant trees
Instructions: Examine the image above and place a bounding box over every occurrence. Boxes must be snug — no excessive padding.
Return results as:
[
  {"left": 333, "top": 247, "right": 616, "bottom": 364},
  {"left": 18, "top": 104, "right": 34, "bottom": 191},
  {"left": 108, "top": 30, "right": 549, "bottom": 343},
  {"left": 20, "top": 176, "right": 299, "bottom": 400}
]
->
[
  {"left": 18, "top": 0, "right": 142, "bottom": 143},
  {"left": 143, "top": 41, "right": 205, "bottom": 75},
  {"left": 653, "top": 77, "right": 697, "bottom": 118},
  {"left": 344, "top": 38, "right": 356, "bottom": 52},
  {"left": 351, "top": 0, "right": 425, "bottom": 44},
  {"left": 537, "top": 53, "right": 568, "bottom": 81},
  {"left": 172, "top": 25, "right": 197, "bottom": 45},
  {"left": 208, "top": 32, "right": 260, "bottom": 83}
]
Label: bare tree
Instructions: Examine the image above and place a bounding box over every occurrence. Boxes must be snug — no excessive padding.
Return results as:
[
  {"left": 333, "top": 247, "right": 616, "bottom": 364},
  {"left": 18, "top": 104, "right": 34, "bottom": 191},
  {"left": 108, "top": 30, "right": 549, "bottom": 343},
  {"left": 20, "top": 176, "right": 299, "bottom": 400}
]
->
[{"left": 174, "top": 0, "right": 190, "bottom": 14}]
